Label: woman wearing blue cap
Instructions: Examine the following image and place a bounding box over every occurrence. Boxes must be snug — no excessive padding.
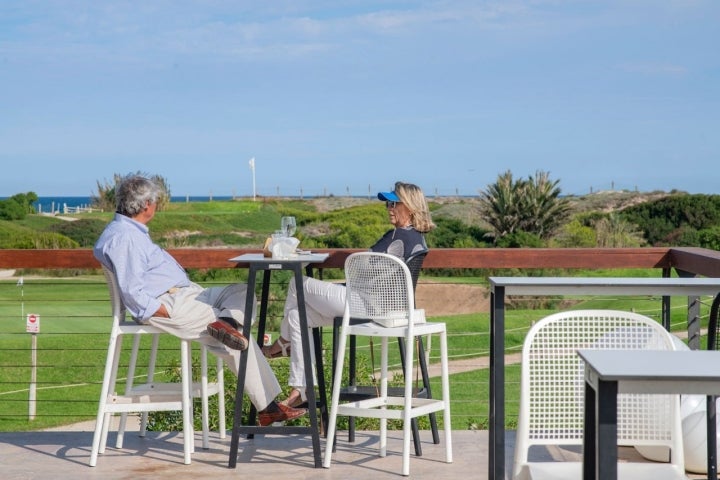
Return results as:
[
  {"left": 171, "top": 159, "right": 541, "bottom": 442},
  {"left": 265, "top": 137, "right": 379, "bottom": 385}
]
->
[{"left": 263, "top": 181, "right": 436, "bottom": 408}]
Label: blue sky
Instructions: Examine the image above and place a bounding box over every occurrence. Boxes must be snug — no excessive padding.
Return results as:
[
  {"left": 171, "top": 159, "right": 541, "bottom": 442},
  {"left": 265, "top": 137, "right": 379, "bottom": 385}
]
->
[{"left": 1, "top": 1, "right": 718, "bottom": 198}]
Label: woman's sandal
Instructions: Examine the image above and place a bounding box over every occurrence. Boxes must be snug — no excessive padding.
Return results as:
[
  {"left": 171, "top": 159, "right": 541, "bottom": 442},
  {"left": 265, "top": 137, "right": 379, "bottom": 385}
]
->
[{"left": 262, "top": 337, "right": 291, "bottom": 359}]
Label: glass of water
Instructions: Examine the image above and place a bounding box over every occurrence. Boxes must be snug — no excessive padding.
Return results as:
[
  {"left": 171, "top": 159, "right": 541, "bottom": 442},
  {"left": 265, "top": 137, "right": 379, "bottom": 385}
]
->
[{"left": 280, "top": 216, "right": 297, "bottom": 237}]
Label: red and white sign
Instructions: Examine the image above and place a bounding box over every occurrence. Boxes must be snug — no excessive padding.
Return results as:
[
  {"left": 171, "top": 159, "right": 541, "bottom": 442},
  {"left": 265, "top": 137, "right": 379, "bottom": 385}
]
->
[
  {"left": 26, "top": 313, "right": 40, "bottom": 333},
  {"left": 263, "top": 333, "right": 272, "bottom": 346}
]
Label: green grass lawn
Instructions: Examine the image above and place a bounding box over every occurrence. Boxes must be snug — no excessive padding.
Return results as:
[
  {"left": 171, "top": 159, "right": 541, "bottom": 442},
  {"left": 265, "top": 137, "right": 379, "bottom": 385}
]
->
[{"left": 0, "top": 274, "right": 711, "bottom": 432}]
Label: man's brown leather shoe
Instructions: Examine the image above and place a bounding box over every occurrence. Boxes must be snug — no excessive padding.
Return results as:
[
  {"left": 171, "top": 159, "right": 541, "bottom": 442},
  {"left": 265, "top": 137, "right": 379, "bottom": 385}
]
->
[
  {"left": 258, "top": 401, "right": 307, "bottom": 426},
  {"left": 207, "top": 320, "right": 249, "bottom": 351}
]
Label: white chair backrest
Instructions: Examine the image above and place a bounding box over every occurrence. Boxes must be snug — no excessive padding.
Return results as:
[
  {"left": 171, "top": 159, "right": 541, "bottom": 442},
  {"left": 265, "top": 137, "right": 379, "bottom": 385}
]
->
[
  {"left": 514, "top": 309, "right": 681, "bottom": 476},
  {"left": 101, "top": 265, "right": 149, "bottom": 326},
  {"left": 101, "top": 265, "right": 127, "bottom": 324},
  {"left": 344, "top": 252, "right": 415, "bottom": 327}
]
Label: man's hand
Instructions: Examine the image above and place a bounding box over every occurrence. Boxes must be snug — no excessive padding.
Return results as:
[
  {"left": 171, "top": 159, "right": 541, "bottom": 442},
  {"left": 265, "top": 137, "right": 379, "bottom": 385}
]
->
[{"left": 153, "top": 304, "right": 170, "bottom": 318}]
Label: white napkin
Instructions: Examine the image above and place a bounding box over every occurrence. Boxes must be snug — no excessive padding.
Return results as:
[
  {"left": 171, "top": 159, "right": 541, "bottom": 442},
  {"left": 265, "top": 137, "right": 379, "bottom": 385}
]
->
[{"left": 271, "top": 236, "right": 300, "bottom": 259}]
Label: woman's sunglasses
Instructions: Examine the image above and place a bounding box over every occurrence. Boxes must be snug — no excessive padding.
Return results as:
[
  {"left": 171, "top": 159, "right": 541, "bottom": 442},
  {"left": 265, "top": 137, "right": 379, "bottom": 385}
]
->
[{"left": 385, "top": 201, "right": 401, "bottom": 209}]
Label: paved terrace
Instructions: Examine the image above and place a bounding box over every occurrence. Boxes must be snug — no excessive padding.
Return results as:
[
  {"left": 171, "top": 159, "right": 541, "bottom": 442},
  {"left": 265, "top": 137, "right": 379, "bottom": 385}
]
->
[
  {"left": 2, "top": 422, "right": 710, "bottom": 479},
  {"left": 1, "top": 420, "right": 481, "bottom": 480}
]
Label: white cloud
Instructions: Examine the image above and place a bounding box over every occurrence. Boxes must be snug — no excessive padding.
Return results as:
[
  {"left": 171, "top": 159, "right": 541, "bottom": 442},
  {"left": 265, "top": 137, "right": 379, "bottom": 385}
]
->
[{"left": 0, "top": 1, "right": 536, "bottom": 63}]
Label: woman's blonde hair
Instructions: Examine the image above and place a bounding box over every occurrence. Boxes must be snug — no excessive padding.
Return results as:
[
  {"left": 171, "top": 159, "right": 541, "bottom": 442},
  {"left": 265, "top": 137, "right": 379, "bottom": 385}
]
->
[{"left": 394, "top": 181, "right": 435, "bottom": 233}]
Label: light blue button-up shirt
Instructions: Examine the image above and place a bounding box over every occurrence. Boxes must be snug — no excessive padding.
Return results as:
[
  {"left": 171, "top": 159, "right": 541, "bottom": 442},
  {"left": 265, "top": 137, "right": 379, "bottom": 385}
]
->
[{"left": 94, "top": 213, "right": 190, "bottom": 321}]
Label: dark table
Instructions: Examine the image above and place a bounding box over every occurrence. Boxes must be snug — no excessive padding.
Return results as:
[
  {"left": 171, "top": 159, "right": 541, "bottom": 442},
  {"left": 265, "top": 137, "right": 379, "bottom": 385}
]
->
[
  {"left": 579, "top": 349, "right": 720, "bottom": 480},
  {"left": 227, "top": 252, "right": 329, "bottom": 469}
]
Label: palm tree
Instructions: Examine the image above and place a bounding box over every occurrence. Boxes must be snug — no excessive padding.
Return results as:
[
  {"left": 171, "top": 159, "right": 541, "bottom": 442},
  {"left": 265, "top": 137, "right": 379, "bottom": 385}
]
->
[
  {"left": 479, "top": 170, "right": 570, "bottom": 243},
  {"left": 519, "top": 170, "right": 572, "bottom": 239},
  {"left": 478, "top": 170, "right": 522, "bottom": 240}
]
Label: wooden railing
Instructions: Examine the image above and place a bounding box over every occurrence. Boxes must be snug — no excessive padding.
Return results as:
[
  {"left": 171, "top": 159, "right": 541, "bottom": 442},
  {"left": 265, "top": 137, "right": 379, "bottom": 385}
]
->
[{"left": 1, "top": 246, "right": 720, "bottom": 275}]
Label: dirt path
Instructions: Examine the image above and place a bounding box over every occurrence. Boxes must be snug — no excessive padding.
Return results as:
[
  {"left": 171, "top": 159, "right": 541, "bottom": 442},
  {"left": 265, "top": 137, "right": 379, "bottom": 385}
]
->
[
  {"left": 417, "top": 353, "right": 522, "bottom": 379},
  {"left": 415, "top": 282, "right": 489, "bottom": 317}
]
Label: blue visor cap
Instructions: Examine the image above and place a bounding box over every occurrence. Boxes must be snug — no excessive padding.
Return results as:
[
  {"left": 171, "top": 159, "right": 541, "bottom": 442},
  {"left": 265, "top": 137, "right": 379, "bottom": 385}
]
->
[{"left": 377, "top": 191, "right": 400, "bottom": 202}]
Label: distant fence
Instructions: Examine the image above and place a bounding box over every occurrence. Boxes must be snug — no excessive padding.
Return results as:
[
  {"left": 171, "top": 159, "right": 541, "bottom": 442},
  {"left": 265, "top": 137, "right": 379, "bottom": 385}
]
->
[
  {"left": 62, "top": 205, "right": 101, "bottom": 214},
  {"left": 35, "top": 203, "right": 102, "bottom": 215}
]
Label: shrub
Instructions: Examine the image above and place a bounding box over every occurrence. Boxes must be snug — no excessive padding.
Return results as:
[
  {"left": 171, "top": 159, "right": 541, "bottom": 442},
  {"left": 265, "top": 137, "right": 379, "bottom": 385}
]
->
[
  {"left": 0, "top": 199, "right": 27, "bottom": 220},
  {"left": 620, "top": 194, "right": 720, "bottom": 245},
  {"left": 45, "top": 218, "right": 108, "bottom": 248}
]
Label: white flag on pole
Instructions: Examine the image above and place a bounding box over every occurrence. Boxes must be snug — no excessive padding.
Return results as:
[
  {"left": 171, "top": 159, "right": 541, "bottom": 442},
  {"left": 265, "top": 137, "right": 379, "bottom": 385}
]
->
[
  {"left": 16, "top": 276, "right": 23, "bottom": 286},
  {"left": 249, "top": 157, "right": 257, "bottom": 201}
]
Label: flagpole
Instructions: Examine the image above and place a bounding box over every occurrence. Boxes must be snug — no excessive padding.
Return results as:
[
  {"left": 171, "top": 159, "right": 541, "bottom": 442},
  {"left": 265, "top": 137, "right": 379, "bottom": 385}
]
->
[{"left": 249, "top": 157, "right": 256, "bottom": 201}]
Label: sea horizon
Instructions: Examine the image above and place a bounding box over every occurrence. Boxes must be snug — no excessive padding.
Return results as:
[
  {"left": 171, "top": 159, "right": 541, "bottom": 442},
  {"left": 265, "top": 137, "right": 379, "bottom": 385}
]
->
[
  {"left": 26, "top": 195, "right": 242, "bottom": 214},
  {"left": 25, "top": 194, "right": 448, "bottom": 214}
]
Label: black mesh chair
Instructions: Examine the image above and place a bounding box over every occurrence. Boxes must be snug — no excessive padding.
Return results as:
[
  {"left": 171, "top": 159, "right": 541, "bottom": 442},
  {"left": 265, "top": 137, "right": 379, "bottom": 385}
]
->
[
  {"left": 330, "top": 251, "right": 440, "bottom": 456},
  {"left": 706, "top": 293, "right": 720, "bottom": 478}
]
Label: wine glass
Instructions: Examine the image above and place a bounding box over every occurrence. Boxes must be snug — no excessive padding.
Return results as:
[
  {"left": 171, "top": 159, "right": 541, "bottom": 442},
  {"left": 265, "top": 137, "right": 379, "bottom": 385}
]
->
[{"left": 280, "top": 216, "right": 297, "bottom": 237}]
